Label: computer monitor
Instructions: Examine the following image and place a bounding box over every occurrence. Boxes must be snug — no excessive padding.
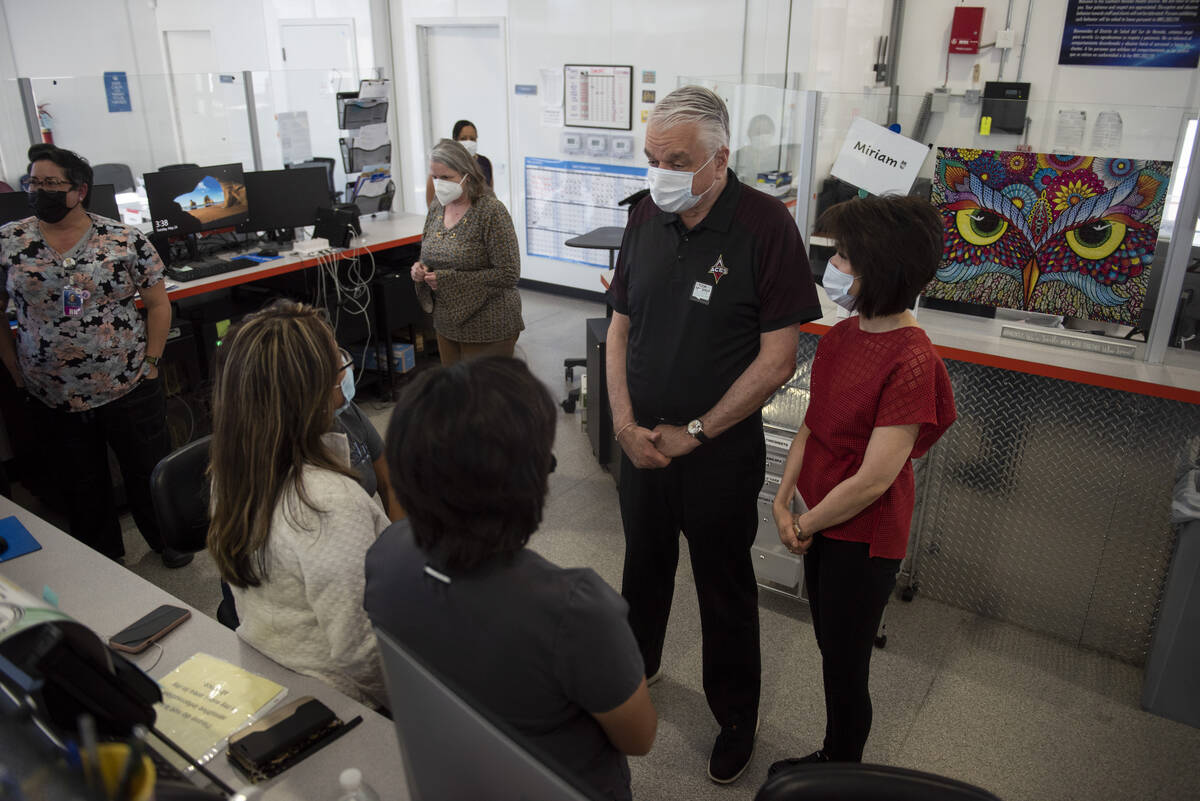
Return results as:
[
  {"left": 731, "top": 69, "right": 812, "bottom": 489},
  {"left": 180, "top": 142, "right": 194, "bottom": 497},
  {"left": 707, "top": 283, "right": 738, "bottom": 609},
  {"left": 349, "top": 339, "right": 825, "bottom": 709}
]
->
[
  {"left": 0, "top": 192, "right": 31, "bottom": 226},
  {"left": 144, "top": 163, "right": 249, "bottom": 236},
  {"left": 374, "top": 627, "right": 600, "bottom": 801},
  {"left": 88, "top": 183, "right": 120, "bottom": 221},
  {"left": 240, "top": 168, "right": 329, "bottom": 233}
]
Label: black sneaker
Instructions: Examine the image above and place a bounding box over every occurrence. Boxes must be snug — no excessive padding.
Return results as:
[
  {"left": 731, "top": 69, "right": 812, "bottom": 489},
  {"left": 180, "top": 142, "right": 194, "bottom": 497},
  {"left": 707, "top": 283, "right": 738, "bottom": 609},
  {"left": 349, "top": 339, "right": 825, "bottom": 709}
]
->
[
  {"left": 161, "top": 548, "right": 194, "bottom": 569},
  {"left": 767, "top": 749, "right": 829, "bottom": 778},
  {"left": 707, "top": 717, "right": 759, "bottom": 784}
]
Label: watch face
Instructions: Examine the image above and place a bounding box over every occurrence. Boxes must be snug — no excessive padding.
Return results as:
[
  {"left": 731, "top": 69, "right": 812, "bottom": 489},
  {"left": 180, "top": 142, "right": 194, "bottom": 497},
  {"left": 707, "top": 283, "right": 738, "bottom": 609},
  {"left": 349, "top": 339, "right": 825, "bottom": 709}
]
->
[{"left": 687, "top": 420, "right": 702, "bottom": 436}]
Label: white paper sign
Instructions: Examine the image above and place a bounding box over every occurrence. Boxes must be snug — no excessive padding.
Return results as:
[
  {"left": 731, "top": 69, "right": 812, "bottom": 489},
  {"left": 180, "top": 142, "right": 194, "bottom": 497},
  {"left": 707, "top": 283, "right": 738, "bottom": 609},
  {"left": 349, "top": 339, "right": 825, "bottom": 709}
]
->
[
  {"left": 830, "top": 117, "right": 930, "bottom": 196},
  {"left": 277, "top": 111, "right": 312, "bottom": 166}
]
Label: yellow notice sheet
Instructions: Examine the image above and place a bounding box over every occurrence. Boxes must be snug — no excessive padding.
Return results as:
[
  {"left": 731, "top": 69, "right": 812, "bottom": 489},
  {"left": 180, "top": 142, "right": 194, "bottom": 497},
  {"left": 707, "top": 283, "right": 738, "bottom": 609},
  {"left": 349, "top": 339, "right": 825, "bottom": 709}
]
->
[{"left": 154, "top": 653, "right": 287, "bottom": 766}]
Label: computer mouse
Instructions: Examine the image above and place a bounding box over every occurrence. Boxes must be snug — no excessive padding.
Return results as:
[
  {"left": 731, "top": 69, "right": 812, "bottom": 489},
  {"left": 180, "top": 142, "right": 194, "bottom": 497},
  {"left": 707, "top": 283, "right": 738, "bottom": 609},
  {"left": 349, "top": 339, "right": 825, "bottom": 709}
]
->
[
  {"left": 258, "top": 248, "right": 279, "bottom": 257},
  {"left": 0, "top": 536, "right": 7, "bottom": 555}
]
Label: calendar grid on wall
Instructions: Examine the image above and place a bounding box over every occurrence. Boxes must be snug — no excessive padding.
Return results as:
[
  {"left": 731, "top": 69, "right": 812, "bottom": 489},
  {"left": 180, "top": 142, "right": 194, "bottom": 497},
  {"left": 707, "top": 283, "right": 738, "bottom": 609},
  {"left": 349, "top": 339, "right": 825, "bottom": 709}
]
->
[{"left": 524, "top": 157, "right": 646, "bottom": 267}]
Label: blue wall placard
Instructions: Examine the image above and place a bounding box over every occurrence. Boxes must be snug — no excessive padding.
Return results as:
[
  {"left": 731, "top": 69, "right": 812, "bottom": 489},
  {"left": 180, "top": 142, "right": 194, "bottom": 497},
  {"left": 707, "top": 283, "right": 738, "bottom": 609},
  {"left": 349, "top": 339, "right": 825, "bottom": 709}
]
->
[
  {"left": 514, "top": 84, "right": 538, "bottom": 95},
  {"left": 1059, "top": 0, "right": 1200, "bottom": 68},
  {"left": 104, "top": 71, "right": 131, "bottom": 112}
]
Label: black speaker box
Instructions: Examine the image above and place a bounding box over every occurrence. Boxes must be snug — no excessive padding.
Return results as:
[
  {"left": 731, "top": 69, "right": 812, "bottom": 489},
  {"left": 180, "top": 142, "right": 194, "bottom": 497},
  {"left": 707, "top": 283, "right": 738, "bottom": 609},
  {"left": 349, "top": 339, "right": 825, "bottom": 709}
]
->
[{"left": 314, "top": 205, "right": 362, "bottom": 249}]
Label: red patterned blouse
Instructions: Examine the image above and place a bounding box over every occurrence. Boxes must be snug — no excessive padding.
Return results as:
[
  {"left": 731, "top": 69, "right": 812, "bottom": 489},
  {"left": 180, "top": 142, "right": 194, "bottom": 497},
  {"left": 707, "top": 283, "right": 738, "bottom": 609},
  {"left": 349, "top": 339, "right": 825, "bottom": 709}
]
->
[{"left": 797, "top": 317, "right": 957, "bottom": 560}]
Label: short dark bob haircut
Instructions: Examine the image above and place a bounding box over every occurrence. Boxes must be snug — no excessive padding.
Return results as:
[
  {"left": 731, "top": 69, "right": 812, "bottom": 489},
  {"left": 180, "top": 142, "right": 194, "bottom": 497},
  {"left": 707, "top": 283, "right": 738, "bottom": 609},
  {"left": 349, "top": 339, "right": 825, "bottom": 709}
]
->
[
  {"left": 28, "top": 144, "right": 94, "bottom": 207},
  {"left": 385, "top": 356, "right": 556, "bottom": 572},
  {"left": 814, "top": 193, "right": 944, "bottom": 318}
]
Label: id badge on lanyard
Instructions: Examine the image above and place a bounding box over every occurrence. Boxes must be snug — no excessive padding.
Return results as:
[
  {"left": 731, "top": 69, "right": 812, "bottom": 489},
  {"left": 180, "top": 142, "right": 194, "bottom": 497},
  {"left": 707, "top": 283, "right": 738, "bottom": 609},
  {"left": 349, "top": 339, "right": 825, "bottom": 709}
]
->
[{"left": 62, "top": 258, "right": 91, "bottom": 317}]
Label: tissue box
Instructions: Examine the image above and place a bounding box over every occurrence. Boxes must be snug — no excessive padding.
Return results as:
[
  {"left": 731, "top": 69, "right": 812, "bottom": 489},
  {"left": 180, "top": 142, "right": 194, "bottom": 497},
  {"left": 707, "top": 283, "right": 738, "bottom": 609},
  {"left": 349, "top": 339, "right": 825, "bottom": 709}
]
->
[{"left": 363, "top": 342, "right": 415, "bottom": 373}]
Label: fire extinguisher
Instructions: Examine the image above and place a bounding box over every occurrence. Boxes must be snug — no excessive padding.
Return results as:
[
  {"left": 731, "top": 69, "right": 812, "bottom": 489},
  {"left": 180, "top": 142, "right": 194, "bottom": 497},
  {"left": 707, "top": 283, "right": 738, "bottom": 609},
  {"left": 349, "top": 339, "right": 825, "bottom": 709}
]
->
[{"left": 37, "top": 103, "right": 53, "bottom": 144}]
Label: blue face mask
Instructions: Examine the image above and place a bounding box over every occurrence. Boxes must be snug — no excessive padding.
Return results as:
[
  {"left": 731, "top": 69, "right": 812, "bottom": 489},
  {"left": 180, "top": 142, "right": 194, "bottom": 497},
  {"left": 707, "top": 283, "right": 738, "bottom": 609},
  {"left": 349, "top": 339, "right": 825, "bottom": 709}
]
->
[
  {"left": 337, "top": 365, "right": 356, "bottom": 414},
  {"left": 822, "top": 261, "right": 858, "bottom": 311}
]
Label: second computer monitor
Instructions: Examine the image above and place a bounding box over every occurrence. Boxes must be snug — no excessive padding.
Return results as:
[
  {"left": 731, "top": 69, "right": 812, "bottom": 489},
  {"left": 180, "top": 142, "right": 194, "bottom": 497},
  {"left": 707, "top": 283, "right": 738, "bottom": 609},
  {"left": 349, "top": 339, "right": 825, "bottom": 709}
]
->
[
  {"left": 144, "top": 163, "right": 248, "bottom": 236},
  {"left": 241, "top": 168, "right": 330, "bottom": 234}
]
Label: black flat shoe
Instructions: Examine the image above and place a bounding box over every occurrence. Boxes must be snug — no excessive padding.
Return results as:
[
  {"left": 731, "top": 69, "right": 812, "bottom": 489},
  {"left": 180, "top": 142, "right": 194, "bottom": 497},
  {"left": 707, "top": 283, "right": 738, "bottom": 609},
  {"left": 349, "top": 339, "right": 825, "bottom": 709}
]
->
[{"left": 767, "top": 749, "right": 829, "bottom": 778}]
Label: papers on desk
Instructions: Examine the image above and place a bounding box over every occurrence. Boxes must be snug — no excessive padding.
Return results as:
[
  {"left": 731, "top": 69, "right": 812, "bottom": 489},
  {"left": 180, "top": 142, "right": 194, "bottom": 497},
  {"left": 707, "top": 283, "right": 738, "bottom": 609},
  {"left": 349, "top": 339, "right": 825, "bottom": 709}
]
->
[{"left": 154, "top": 653, "right": 287, "bottom": 768}]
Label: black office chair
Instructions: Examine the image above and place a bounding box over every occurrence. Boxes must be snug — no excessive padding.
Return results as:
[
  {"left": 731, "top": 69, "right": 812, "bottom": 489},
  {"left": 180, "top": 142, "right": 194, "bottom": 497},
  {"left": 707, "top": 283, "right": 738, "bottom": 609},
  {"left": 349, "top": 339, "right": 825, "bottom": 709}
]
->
[
  {"left": 755, "top": 763, "right": 1003, "bottom": 801},
  {"left": 286, "top": 157, "right": 341, "bottom": 203},
  {"left": 149, "top": 436, "right": 239, "bottom": 629},
  {"left": 158, "top": 163, "right": 200, "bottom": 172},
  {"left": 92, "top": 163, "right": 136, "bottom": 193}
]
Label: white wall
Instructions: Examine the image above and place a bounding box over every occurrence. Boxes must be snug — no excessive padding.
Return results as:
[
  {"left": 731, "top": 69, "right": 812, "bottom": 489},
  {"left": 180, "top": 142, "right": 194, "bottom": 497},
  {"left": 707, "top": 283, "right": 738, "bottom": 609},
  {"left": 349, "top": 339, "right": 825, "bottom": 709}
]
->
[
  {"left": 393, "top": 0, "right": 755, "bottom": 293},
  {"left": 0, "top": 0, "right": 386, "bottom": 187}
]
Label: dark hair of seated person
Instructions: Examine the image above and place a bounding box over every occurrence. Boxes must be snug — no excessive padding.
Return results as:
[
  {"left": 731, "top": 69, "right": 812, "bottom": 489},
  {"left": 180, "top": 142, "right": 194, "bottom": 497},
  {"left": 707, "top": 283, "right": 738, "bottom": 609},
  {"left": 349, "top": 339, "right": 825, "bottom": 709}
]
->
[
  {"left": 814, "top": 193, "right": 944, "bottom": 319},
  {"left": 384, "top": 357, "right": 555, "bottom": 571}
]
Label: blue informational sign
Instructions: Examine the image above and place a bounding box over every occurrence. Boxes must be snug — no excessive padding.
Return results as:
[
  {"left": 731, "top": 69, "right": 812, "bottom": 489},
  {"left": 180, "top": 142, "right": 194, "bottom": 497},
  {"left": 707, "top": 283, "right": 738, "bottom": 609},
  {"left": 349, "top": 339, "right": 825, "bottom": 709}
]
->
[
  {"left": 1059, "top": 0, "right": 1200, "bottom": 68},
  {"left": 104, "top": 71, "right": 132, "bottom": 112},
  {"left": 514, "top": 84, "right": 537, "bottom": 95}
]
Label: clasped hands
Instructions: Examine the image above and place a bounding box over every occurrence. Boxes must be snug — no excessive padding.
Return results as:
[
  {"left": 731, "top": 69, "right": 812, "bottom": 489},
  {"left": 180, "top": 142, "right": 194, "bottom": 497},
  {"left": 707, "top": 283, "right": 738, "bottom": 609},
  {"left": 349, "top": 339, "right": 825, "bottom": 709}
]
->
[
  {"left": 615, "top": 423, "right": 700, "bottom": 469},
  {"left": 773, "top": 497, "right": 813, "bottom": 556},
  {"left": 410, "top": 261, "right": 438, "bottom": 291}
]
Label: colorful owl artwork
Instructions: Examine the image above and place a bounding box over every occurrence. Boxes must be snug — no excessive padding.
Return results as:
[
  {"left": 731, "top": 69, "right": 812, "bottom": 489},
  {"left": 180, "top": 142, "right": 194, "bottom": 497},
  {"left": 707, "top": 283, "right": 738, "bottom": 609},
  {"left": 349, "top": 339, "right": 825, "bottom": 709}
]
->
[{"left": 924, "top": 148, "right": 1172, "bottom": 325}]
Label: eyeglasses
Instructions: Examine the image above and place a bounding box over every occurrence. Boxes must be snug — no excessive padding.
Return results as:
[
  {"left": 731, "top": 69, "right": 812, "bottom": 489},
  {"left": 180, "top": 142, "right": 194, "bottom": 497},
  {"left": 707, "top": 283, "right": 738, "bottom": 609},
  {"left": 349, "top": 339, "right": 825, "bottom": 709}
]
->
[
  {"left": 338, "top": 348, "right": 354, "bottom": 372},
  {"left": 27, "top": 178, "right": 75, "bottom": 191}
]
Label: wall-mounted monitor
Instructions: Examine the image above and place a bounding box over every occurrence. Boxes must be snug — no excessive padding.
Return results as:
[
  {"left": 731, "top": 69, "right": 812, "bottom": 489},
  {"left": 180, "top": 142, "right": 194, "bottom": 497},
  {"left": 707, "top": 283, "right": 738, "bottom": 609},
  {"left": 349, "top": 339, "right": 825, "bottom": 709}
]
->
[{"left": 144, "top": 163, "right": 249, "bottom": 236}]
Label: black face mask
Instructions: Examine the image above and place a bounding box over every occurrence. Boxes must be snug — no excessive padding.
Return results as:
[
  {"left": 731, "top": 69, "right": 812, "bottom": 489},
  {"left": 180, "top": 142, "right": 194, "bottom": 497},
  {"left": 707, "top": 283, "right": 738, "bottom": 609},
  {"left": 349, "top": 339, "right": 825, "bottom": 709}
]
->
[{"left": 29, "top": 190, "right": 75, "bottom": 224}]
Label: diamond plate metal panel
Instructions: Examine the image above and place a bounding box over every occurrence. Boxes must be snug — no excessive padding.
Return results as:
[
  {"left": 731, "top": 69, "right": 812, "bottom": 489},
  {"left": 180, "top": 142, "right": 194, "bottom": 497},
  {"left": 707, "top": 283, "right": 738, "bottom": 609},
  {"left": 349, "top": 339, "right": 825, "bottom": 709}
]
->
[
  {"left": 783, "top": 332, "right": 1200, "bottom": 665},
  {"left": 916, "top": 359, "right": 1200, "bottom": 665}
]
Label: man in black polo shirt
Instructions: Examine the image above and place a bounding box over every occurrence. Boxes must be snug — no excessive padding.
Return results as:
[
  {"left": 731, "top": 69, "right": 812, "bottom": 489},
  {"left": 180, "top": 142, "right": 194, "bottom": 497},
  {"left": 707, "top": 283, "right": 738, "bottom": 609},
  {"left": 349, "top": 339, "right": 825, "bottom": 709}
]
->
[{"left": 606, "top": 86, "right": 821, "bottom": 784}]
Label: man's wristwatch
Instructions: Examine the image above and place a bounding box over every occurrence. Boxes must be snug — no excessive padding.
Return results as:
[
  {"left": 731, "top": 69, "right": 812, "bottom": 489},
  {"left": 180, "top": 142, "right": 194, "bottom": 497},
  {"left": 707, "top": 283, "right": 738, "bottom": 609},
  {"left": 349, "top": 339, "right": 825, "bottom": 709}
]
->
[
  {"left": 144, "top": 354, "right": 161, "bottom": 367},
  {"left": 686, "top": 418, "right": 711, "bottom": 444}
]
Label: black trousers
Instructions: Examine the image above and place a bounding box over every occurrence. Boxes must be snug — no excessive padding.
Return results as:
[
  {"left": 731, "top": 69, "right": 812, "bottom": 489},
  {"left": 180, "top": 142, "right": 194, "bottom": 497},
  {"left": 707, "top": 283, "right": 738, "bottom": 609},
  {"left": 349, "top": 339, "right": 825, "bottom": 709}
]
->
[
  {"left": 618, "top": 415, "right": 764, "bottom": 729},
  {"left": 803, "top": 534, "right": 900, "bottom": 761},
  {"left": 31, "top": 377, "right": 170, "bottom": 559}
]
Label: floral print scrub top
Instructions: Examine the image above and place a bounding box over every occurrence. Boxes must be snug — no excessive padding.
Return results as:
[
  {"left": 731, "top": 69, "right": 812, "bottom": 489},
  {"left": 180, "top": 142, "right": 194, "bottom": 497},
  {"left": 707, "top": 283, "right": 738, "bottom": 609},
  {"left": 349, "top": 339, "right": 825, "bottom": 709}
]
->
[{"left": 0, "top": 213, "right": 165, "bottom": 411}]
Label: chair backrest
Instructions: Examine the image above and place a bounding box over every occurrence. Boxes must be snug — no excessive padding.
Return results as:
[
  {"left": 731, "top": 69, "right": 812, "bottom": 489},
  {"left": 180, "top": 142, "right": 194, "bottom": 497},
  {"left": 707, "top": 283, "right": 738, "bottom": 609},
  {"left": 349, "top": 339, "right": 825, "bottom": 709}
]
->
[
  {"left": 286, "top": 158, "right": 336, "bottom": 195},
  {"left": 91, "top": 163, "right": 136, "bottom": 193},
  {"left": 755, "top": 763, "right": 1003, "bottom": 801},
  {"left": 373, "top": 626, "right": 599, "bottom": 801},
  {"left": 149, "top": 435, "right": 212, "bottom": 554},
  {"left": 0, "top": 181, "right": 14, "bottom": 193}
]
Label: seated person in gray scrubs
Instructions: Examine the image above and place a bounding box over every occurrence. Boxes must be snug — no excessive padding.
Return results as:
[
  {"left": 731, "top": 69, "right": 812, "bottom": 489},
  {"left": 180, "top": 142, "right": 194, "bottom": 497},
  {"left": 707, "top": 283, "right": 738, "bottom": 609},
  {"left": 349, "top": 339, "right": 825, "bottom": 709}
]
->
[{"left": 364, "top": 357, "right": 657, "bottom": 801}]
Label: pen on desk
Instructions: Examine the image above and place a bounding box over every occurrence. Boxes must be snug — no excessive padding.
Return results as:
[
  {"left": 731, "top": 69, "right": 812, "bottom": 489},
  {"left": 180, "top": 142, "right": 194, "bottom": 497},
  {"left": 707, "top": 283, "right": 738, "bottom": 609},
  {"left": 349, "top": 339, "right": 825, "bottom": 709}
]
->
[
  {"left": 115, "top": 725, "right": 147, "bottom": 801},
  {"left": 78, "top": 713, "right": 99, "bottom": 793}
]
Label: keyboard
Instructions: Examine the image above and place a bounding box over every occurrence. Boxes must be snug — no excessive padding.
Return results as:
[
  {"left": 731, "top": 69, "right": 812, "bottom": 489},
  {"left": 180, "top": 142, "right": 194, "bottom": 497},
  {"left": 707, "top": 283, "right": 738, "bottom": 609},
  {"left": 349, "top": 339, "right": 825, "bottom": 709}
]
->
[{"left": 165, "top": 257, "right": 259, "bottom": 283}]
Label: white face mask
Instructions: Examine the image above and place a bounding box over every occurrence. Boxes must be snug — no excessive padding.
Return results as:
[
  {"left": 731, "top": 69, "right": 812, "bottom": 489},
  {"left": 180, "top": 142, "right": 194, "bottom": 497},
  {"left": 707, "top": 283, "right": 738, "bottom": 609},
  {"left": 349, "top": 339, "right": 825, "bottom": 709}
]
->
[
  {"left": 646, "top": 151, "right": 718, "bottom": 214},
  {"left": 823, "top": 261, "right": 858, "bottom": 311},
  {"left": 433, "top": 176, "right": 465, "bottom": 206},
  {"left": 459, "top": 139, "right": 478, "bottom": 157}
]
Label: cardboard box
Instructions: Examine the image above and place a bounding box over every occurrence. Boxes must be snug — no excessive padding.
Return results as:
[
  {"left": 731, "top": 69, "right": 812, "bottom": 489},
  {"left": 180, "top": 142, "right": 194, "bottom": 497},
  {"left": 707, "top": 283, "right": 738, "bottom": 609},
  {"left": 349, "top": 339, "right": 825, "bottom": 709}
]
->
[{"left": 363, "top": 342, "right": 415, "bottom": 373}]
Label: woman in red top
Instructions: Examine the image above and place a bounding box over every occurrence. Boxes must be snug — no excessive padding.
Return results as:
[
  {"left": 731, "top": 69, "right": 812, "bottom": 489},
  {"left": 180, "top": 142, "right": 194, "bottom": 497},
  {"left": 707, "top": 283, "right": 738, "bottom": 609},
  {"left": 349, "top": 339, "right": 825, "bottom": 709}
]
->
[{"left": 769, "top": 194, "right": 956, "bottom": 773}]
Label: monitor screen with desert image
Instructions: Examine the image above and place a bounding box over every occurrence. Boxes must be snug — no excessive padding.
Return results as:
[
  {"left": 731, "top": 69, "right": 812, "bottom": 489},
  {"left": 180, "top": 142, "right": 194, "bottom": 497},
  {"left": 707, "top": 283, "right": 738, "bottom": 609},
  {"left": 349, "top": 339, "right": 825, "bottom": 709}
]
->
[{"left": 145, "top": 163, "right": 249, "bottom": 236}]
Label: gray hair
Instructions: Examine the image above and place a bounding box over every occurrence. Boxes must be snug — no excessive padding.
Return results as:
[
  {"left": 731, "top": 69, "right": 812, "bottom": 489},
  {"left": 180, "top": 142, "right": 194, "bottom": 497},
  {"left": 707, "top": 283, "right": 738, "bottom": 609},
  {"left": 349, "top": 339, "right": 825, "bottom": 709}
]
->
[
  {"left": 648, "top": 85, "right": 730, "bottom": 153},
  {"left": 430, "top": 138, "right": 491, "bottom": 202}
]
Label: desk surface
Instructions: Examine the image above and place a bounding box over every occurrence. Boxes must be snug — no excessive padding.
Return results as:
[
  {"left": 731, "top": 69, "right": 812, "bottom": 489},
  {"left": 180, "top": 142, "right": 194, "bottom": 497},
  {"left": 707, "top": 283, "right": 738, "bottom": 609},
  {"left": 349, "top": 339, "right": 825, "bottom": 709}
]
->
[
  {"left": 564, "top": 227, "right": 624, "bottom": 251},
  {"left": 0, "top": 496, "right": 408, "bottom": 801},
  {"left": 163, "top": 213, "right": 425, "bottom": 301},
  {"left": 801, "top": 292, "right": 1200, "bottom": 402}
]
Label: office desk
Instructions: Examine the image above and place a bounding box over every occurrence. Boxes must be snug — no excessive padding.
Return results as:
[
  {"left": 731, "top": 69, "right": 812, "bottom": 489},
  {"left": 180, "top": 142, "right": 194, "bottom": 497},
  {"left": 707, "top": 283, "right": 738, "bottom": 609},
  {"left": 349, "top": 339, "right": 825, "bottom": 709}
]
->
[
  {"left": 0, "top": 496, "right": 409, "bottom": 801},
  {"left": 162, "top": 214, "right": 425, "bottom": 301}
]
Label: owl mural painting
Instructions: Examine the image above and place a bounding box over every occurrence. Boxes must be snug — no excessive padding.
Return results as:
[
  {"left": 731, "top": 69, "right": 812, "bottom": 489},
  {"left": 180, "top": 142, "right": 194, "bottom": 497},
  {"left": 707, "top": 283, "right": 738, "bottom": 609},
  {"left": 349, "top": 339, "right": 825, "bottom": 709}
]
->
[{"left": 925, "top": 148, "right": 1172, "bottom": 325}]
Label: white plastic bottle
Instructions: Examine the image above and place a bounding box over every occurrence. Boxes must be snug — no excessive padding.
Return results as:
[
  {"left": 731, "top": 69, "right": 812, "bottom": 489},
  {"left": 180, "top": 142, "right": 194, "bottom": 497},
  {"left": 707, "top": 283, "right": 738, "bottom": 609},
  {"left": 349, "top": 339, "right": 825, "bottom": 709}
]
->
[{"left": 337, "top": 768, "right": 381, "bottom": 801}]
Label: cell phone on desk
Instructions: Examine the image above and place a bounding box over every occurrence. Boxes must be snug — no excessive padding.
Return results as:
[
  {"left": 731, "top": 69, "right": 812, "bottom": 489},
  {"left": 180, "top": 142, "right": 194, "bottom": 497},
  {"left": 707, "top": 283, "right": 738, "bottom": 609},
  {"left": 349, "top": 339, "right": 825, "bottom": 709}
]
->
[{"left": 108, "top": 604, "right": 191, "bottom": 653}]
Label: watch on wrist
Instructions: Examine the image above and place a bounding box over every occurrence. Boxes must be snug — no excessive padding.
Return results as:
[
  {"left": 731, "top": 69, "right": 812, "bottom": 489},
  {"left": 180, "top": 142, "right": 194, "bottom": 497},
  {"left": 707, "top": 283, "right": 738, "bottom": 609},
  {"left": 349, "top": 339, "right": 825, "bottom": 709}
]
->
[
  {"left": 686, "top": 418, "right": 711, "bottom": 444},
  {"left": 144, "top": 354, "right": 161, "bottom": 367}
]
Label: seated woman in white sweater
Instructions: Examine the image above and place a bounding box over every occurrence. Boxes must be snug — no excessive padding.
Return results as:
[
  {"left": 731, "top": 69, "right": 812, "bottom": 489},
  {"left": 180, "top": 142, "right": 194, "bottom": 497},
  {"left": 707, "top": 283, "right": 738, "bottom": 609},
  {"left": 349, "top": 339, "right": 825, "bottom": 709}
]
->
[{"left": 207, "top": 300, "right": 388, "bottom": 706}]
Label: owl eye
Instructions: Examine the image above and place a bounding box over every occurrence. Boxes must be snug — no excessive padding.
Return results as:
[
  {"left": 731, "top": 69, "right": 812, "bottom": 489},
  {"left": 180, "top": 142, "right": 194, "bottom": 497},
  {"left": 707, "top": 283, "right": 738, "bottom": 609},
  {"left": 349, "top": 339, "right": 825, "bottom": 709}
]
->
[
  {"left": 1064, "top": 219, "right": 1127, "bottom": 261},
  {"left": 955, "top": 209, "right": 1008, "bottom": 246}
]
